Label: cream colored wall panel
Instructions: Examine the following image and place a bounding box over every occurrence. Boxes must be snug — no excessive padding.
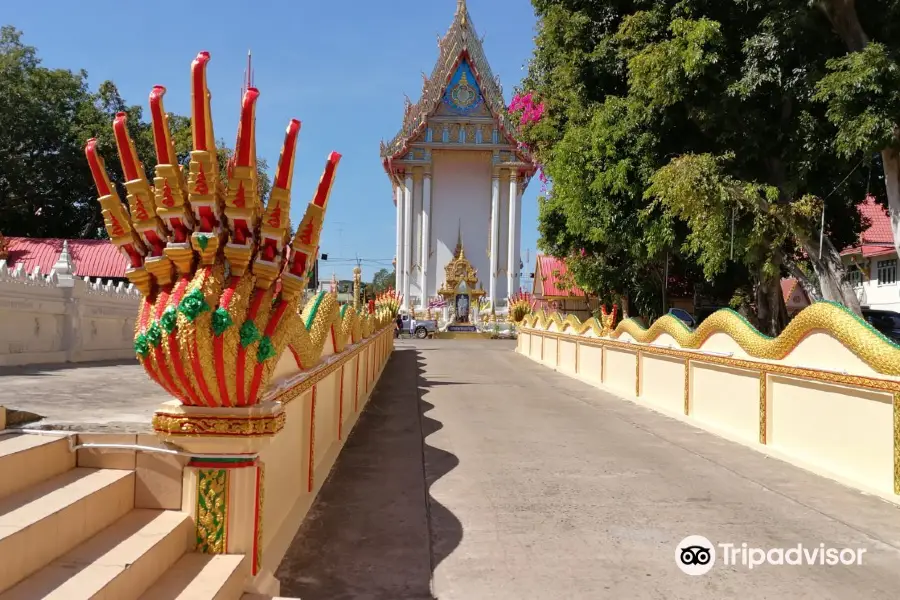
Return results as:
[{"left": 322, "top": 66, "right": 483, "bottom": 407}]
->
[
  {"left": 770, "top": 377, "right": 893, "bottom": 492},
  {"left": 604, "top": 348, "right": 636, "bottom": 396},
  {"left": 641, "top": 355, "right": 686, "bottom": 414},
  {"left": 691, "top": 363, "right": 759, "bottom": 443}
]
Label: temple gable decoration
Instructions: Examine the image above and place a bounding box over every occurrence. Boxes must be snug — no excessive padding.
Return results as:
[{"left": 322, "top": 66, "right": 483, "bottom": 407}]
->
[
  {"left": 443, "top": 61, "right": 484, "bottom": 115},
  {"left": 378, "top": 0, "right": 533, "bottom": 169}
]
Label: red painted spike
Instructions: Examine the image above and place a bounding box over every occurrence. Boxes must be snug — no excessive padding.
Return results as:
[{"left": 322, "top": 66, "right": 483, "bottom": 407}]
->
[
  {"left": 274, "top": 119, "right": 302, "bottom": 190},
  {"left": 149, "top": 86, "right": 174, "bottom": 164},
  {"left": 235, "top": 88, "right": 260, "bottom": 167},
  {"left": 311, "top": 152, "right": 342, "bottom": 208},
  {"left": 191, "top": 52, "right": 212, "bottom": 152},
  {"left": 84, "top": 139, "right": 111, "bottom": 197},
  {"left": 113, "top": 113, "right": 141, "bottom": 181}
]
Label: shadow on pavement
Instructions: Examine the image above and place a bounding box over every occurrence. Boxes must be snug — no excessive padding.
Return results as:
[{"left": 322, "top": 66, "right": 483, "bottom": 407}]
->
[{"left": 276, "top": 347, "right": 463, "bottom": 600}]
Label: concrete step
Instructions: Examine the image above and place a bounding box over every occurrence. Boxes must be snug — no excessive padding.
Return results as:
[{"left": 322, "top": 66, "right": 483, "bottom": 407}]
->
[
  {"left": 0, "top": 468, "right": 134, "bottom": 593},
  {"left": 137, "top": 554, "right": 248, "bottom": 600},
  {"left": 0, "top": 509, "right": 191, "bottom": 600},
  {"left": 0, "top": 434, "right": 75, "bottom": 500}
]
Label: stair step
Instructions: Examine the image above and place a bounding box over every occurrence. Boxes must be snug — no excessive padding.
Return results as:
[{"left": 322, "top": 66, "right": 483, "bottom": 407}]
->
[
  {"left": 0, "top": 434, "right": 75, "bottom": 500},
  {"left": 0, "top": 468, "right": 134, "bottom": 593},
  {"left": 0, "top": 509, "right": 191, "bottom": 600},
  {"left": 138, "top": 554, "right": 248, "bottom": 600}
]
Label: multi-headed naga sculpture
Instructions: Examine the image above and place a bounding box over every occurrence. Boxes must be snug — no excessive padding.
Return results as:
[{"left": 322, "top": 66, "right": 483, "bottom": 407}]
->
[{"left": 86, "top": 51, "right": 387, "bottom": 408}]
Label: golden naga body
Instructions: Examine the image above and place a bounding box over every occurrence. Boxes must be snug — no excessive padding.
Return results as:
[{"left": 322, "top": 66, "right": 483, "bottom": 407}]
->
[{"left": 85, "top": 51, "right": 390, "bottom": 407}]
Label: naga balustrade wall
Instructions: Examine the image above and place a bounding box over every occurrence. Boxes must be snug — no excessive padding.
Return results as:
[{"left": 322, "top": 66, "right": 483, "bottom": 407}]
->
[
  {"left": 516, "top": 303, "right": 900, "bottom": 500},
  {"left": 0, "top": 259, "right": 140, "bottom": 367}
]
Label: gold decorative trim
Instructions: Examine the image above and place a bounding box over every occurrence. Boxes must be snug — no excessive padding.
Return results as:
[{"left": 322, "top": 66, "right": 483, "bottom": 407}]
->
[
  {"left": 196, "top": 469, "right": 228, "bottom": 554},
  {"left": 153, "top": 411, "right": 286, "bottom": 437},
  {"left": 759, "top": 372, "right": 768, "bottom": 444},
  {"left": 270, "top": 327, "right": 390, "bottom": 407},
  {"left": 600, "top": 346, "right": 605, "bottom": 383},
  {"left": 683, "top": 359, "right": 690, "bottom": 415},
  {"left": 636, "top": 350, "right": 641, "bottom": 397},
  {"left": 895, "top": 392, "right": 900, "bottom": 495},
  {"left": 522, "top": 303, "right": 900, "bottom": 377},
  {"left": 255, "top": 463, "right": 265, "bottom": 575},
  {"left": 525, "top": 330, "right": 900, "bottom": 396}
]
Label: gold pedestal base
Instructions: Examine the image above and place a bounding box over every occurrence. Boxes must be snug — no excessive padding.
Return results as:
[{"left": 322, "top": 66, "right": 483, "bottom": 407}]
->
[{"left": 152, "top": 400, "right": 285, "bottom": 455}]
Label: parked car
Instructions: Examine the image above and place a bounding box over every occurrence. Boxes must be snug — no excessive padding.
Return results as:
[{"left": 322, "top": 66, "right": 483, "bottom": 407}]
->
[
  {"left": 667, "top": 308, "right": 697, "bottom": 329},
  {"left": 400, "top": 314, "right": 438, "bottom": 339},
  {"left": 861, "top": 309, "right": 900, "bottom": 345}
]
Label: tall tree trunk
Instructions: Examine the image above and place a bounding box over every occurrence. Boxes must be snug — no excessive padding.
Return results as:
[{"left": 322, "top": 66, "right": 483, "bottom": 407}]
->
[
  {"left": 784, "top": 260, "right": 822, "bottom": 302},
  {"left": 818, "top": 0, "right": 900, "bottom": 263},
  {"left": 755, "top": 266, "right": 789, "bottom": 336},
  {"left": 793, "top": 233, "right": 862, "bottom": 313}
]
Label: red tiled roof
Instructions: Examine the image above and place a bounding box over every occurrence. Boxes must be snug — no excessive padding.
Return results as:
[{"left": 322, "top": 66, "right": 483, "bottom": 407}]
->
[
  {"left": 842, "top": 196, "right": 896, "bottom": 258},
  {"left": 535, "top": 255, "right": 586, "bottom": 298},
  {"left": 4, "top": 237, "right": 127, "bottom": 278}
]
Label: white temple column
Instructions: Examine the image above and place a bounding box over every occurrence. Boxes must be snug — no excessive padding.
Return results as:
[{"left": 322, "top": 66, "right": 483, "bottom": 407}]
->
[
  {"left": 507, "top": 171, "right": 519, "bottom": 300},
  {"left": 420, "top": 171, "right": 432, "bottom": 307},
  {"left": 403, "top": 173, "right": 413, "bottom": 310},
  {"left": 514, "top": 188, "right": 523, "bottom": 293},
  {"left": 489, "top": 171, "right": 501, "bottom": 306},
  {"left": 395, "top": 183, "right": 402, "bottom": 294}
]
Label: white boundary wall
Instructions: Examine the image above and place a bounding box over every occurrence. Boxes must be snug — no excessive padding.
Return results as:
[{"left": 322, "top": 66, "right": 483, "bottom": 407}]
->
[{"left": 0, "top": 244, "right": 140, "bottom": 367}]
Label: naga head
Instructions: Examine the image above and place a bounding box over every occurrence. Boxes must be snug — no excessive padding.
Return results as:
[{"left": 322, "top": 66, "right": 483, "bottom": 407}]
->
[{"left": 85, "top": 51, "right": 382, "bottom": 408}]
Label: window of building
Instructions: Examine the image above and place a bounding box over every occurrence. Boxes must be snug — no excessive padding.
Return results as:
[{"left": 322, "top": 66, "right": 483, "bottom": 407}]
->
[
  {"left": 877, "top": 259, "right": 897, "bottom": 286},
  {"left": 847, "top": 268, "right": 863, "bottom": 288}
]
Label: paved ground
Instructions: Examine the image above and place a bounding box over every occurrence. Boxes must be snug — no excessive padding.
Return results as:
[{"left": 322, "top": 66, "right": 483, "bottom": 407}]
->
[
  {"left": 0, "top": 360, "right": 164, "bottom": 431},
  {"left": 278, "top": 338, "right": 900, "bottom": 600}
]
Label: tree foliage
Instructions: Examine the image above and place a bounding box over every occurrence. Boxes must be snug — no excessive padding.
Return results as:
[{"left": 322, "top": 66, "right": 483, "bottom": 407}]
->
[
  {"left": 371, "top": 268, "right": 395, "bottom": 293},
  {"left": 0, "top": 26, "right": 271, "bottom": 240},
  {"left": 516, "top": 0, "right": 891, "bottom": 333}
]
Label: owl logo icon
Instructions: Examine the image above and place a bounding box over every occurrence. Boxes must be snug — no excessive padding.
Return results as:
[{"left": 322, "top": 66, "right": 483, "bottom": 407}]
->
[{"left": 676, "top": 536, "right": 716, "bottom": 575}]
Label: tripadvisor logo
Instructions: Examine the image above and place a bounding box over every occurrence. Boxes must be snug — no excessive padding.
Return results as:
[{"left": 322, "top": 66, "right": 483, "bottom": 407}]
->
[{"left": 675, "top": 536, "right": 867, "bottom": 574}]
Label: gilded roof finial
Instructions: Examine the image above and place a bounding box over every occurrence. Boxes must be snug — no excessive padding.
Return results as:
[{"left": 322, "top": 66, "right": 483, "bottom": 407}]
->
[
  {"left": 456, "top": 0, "right": 467, "bottom": 24},
  {"left": 454, "top": 219, "right": 465, "bottom": 258}
]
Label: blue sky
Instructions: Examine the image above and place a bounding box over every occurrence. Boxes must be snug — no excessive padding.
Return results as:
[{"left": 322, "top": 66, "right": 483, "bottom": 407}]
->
[{"left": 10, "top": 0, "right": 543, "bottom": 284}]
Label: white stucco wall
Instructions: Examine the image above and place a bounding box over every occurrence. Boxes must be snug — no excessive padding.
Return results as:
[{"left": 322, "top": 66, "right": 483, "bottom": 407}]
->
[
  {"left": 0, "top": 260, "right": 140, "bottom": 367},
  {"left": 430, "top": 150, "right": 498, "bottom": 302}
]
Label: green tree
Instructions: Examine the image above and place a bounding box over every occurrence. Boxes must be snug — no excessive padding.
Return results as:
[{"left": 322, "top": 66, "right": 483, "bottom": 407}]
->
[
  {"left": 371, "top": 268, "right": 396, "bottom": 293},
  {"left": 516, "top": 1, "right": 877, "bottom": 333},
  {"left": 813, "top": 0, "right": 900, "bottom": 261},
  {"left": 0, "top": 26, "right": 271, "bottom": 240}
]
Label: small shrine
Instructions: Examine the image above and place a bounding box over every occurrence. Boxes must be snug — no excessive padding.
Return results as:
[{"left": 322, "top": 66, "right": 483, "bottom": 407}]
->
[{"left": 437, "top": 235, "right": 485, "bottom": 331}]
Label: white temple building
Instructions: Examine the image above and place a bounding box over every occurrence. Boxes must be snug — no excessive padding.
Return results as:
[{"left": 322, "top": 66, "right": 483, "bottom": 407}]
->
[{"left": 380, "top": 0, "right": 535, "bottom": 312}]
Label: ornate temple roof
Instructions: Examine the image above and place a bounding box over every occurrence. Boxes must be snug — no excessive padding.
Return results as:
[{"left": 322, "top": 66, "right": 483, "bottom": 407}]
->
[{"left": 379, "top": 0, "right": 532, "bottom": 169}]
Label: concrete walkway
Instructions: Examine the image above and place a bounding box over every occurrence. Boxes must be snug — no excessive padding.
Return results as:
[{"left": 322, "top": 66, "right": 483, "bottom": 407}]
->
[
  {"left": 281, "top": 339, "right": 900, "bottom": 599},
  {"left": 0, "top": 360, "right": 164, "bottom": 431}
]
